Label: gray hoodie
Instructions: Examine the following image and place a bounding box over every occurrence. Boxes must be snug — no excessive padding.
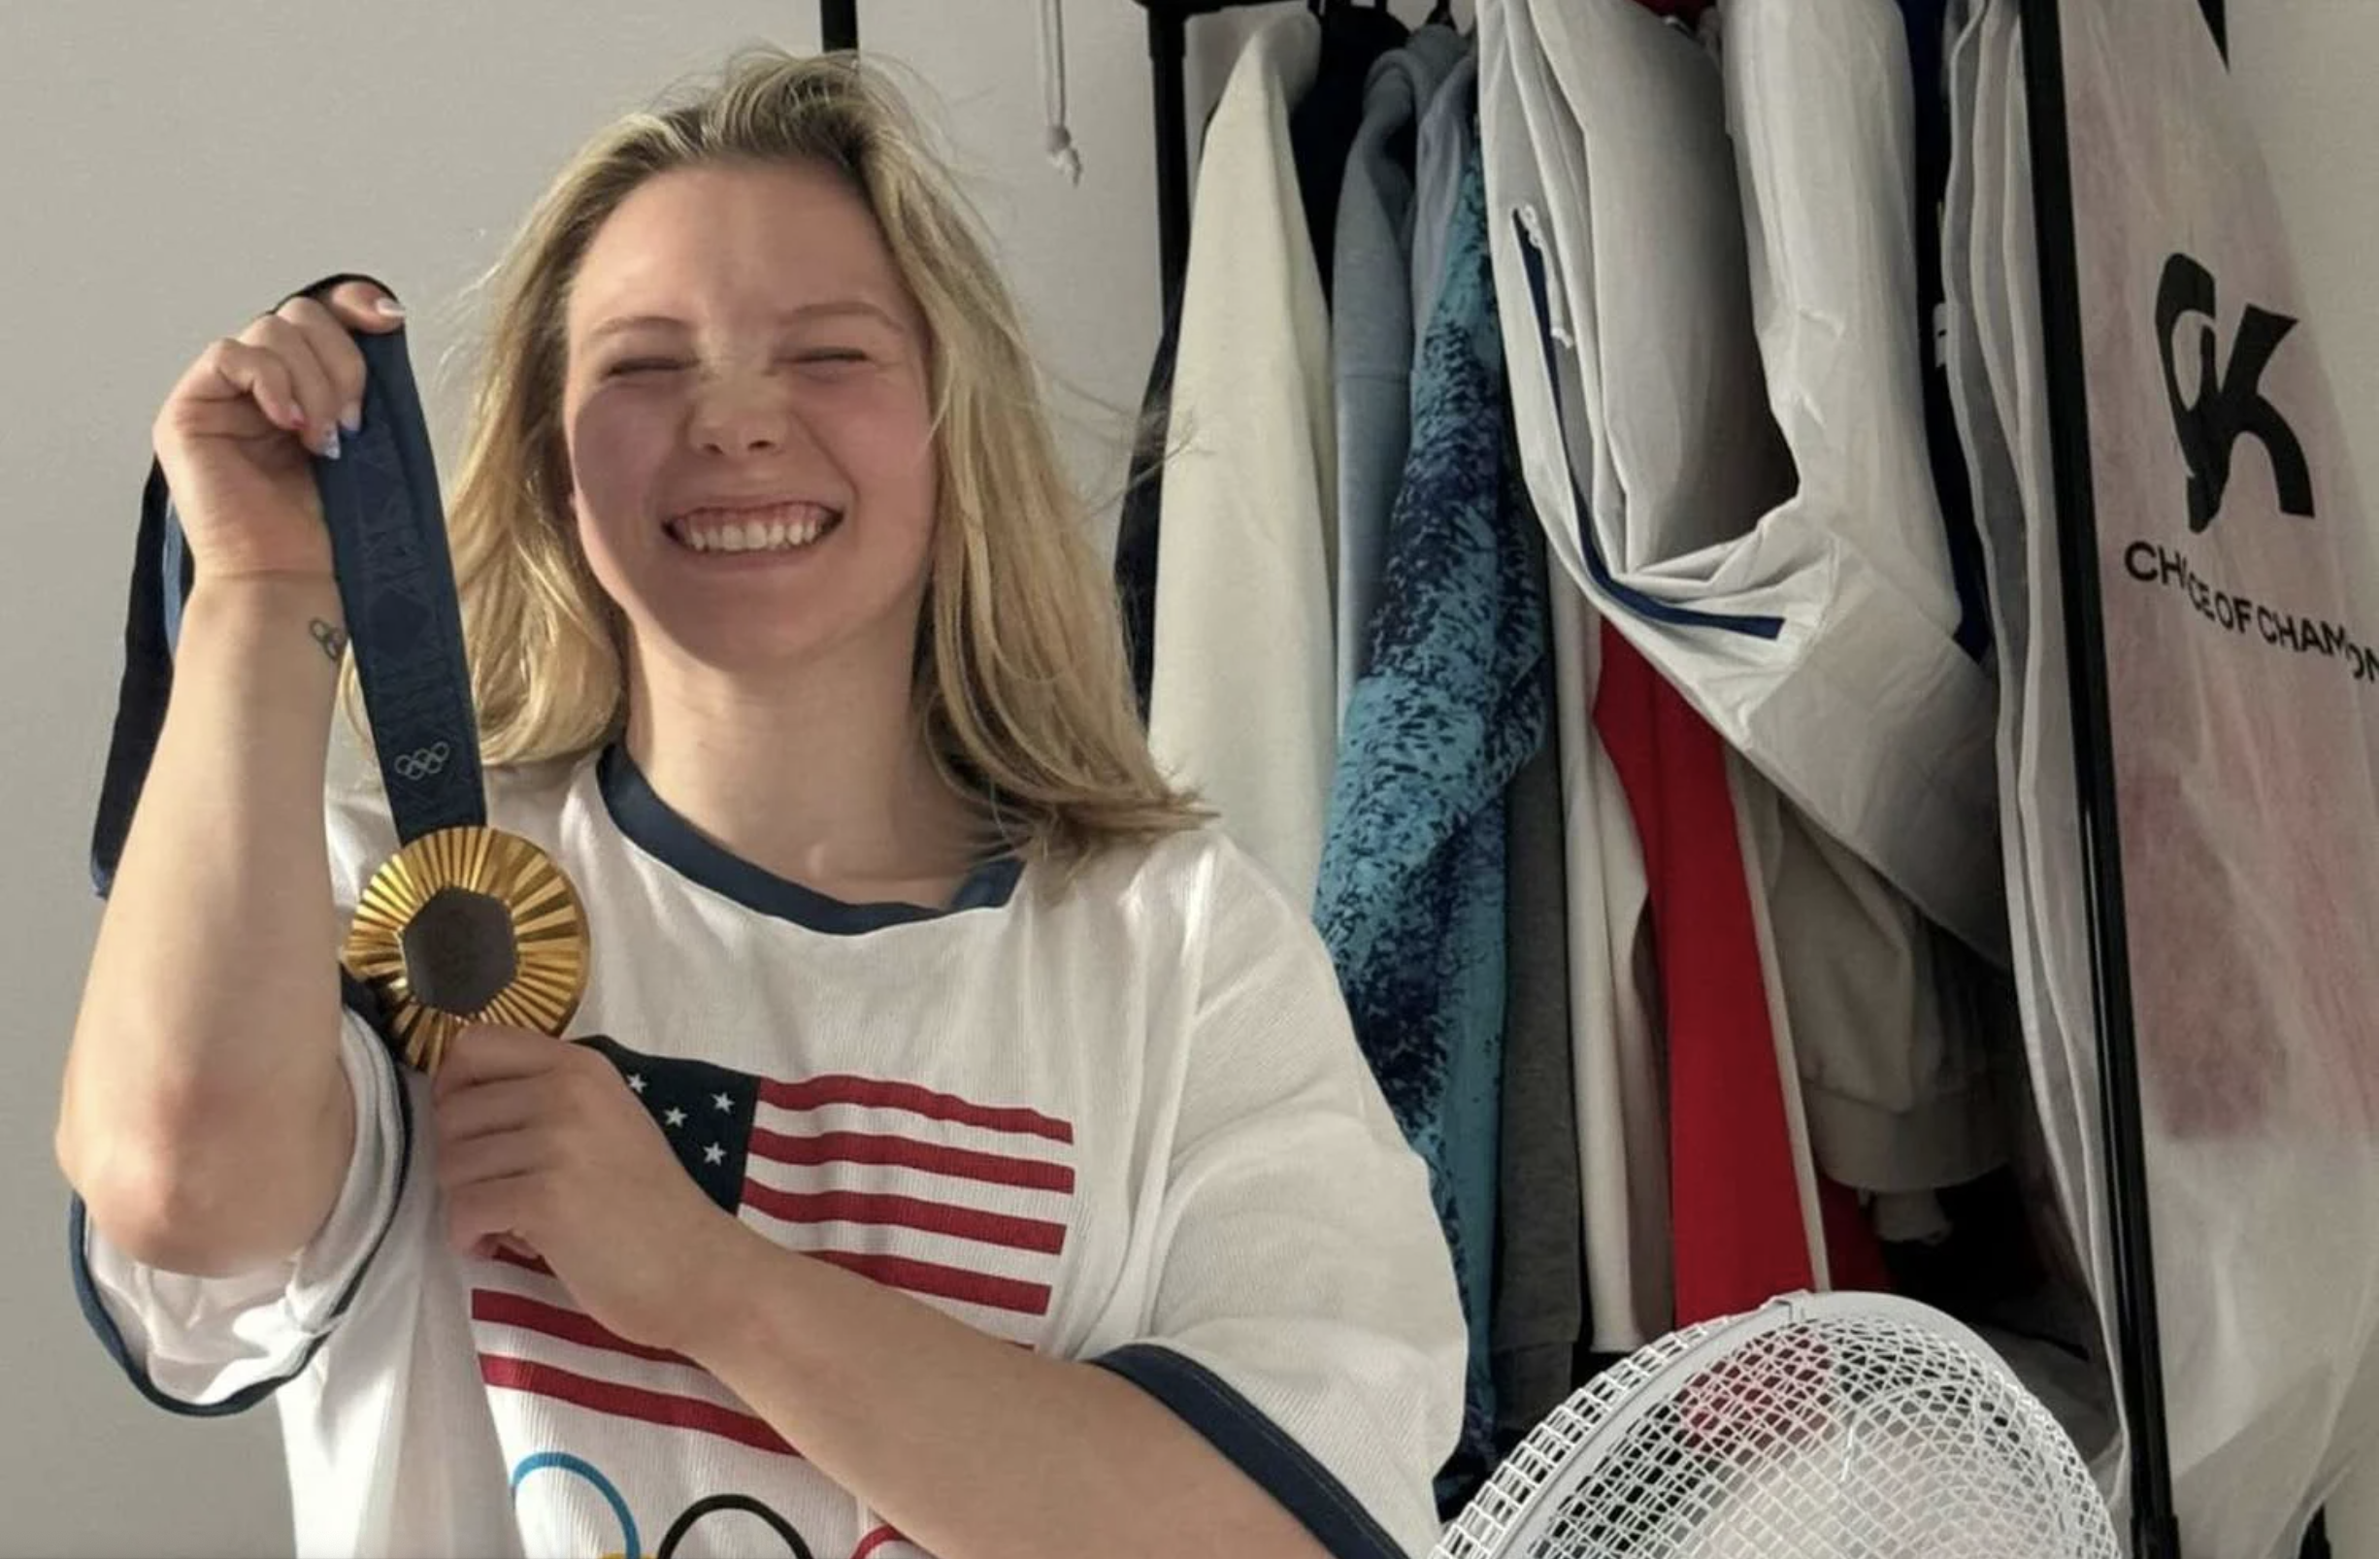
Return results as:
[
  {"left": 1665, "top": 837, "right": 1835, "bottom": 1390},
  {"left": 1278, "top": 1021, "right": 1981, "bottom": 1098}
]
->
[{"left": 1331, "top": 25, "right": 1469, "bottom": 723}]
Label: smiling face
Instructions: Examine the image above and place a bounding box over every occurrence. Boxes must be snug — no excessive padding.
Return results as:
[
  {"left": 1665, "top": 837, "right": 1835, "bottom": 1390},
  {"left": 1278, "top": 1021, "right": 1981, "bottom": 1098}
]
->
[{"left": 560, "top": 158, "right": 940, "bottom": 680}]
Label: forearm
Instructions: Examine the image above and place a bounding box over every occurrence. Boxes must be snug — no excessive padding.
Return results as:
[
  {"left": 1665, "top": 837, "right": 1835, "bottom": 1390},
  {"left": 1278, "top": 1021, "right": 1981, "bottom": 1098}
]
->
[
  {"left": 59, "top": 573, "right": 354, "bottom": 1274},
  {"left": 683, "top": 1223, "right": 1329, "bottom": 1559}
]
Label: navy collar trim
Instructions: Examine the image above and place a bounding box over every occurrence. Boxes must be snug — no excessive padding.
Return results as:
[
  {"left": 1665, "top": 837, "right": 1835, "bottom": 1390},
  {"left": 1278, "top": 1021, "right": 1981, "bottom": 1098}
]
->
[{"left": 597, "top": 744, "right": 1022, "bottom": 934}]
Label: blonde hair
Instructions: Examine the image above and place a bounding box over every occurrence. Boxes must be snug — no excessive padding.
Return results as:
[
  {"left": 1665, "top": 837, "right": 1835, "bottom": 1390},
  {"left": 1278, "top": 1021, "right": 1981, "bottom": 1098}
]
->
[{"left": 376, "top": 45, "right": 1204, "bottom": 870}]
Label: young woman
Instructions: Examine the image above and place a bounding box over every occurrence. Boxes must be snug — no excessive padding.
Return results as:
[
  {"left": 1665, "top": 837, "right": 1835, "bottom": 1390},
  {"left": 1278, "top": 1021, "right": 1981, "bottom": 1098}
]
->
[{"left": 56, "top": 48, "right": 1465, "bottom": 1559}]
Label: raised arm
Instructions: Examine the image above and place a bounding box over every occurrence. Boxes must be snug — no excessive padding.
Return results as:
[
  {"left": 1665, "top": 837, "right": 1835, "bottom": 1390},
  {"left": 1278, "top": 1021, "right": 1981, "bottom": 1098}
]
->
[{"left": 57, "top": 281, "right": 406, "bottom": 1277}]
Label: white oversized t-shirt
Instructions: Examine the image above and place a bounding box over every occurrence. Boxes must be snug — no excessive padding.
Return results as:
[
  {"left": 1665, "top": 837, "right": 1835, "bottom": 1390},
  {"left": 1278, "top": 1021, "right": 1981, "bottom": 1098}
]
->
[{"left": 73, "top": 746, "right": 1467, "bottom": 1559}]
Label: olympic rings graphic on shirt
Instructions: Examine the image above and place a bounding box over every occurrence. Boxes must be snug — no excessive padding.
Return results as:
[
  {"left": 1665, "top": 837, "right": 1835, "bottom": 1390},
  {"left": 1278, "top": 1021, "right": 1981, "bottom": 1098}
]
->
[
  {"left": 506, "top": 1448, "right": 826, "bottom": 1559},
  {"left": 505, "top": 1454, "right": 823, "bottom": 1559},
  {"left": 654, "top": 1493, "right": 816, "bottom": 1559},
  {"left": 511, "top": 1451, "right": 641, "bottom": 1559},
  {"left": 391, "top": 742, "right": 451, "bottom": 781}
]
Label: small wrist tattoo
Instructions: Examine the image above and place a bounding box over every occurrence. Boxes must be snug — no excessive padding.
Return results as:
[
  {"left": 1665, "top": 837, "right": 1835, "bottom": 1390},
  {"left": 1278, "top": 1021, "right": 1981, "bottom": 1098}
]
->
[{"left": 309, "top": 618, "right": 349, "bottom": 664}]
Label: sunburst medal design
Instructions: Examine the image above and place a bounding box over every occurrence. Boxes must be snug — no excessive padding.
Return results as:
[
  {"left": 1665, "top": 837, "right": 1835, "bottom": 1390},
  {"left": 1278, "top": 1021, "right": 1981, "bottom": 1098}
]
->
[{"left": 342, "top": 826, "right": 590, "bottom": 1073}]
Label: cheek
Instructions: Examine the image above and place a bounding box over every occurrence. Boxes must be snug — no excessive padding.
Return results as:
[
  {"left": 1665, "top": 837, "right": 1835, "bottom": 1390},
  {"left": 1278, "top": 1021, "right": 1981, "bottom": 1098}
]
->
[
  {"left": 818, "top": 384, "right": 939, "bottom": 535},
  {"left": 565, "top": 394, "right": 672, "bottom": 559}
]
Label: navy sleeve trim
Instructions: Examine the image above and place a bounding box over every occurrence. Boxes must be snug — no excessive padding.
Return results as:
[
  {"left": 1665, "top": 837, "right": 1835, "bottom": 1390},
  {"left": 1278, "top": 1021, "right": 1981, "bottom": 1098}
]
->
[
  {"left": 67, "top": 1196, "right": 259, "bottom": 1419},
  {"left": 1091, "top": 1343, "right": 1412, "bottom": 1559},
  {"left": 67, "top": 990, "right": 415, "bottom": 1417}
]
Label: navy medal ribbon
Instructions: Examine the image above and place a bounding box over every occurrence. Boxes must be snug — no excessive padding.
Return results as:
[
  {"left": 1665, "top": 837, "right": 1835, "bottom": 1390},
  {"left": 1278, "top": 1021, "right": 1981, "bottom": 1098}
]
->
[{"left": 93, "top": 273, "right": 586, "bottom": 1071}]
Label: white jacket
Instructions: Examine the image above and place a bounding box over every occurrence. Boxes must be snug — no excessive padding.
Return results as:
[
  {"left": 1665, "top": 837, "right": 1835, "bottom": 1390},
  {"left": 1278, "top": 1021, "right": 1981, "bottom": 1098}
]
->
[
  {"left": 1476, "top": 0, "right": 2005, "bottom": 959},
  {"left": 1148, "top": 13, "right": 1339, "bottom": 908},
  {"left": 1481, "top": 0, "right": 2009, "bottom": 1217}
]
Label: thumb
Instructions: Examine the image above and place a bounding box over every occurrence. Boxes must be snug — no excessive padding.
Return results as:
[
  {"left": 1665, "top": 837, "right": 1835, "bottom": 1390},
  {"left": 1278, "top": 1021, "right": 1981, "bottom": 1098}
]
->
[{"left": 319, "top": 277, "right": 409, "bottom": 334}]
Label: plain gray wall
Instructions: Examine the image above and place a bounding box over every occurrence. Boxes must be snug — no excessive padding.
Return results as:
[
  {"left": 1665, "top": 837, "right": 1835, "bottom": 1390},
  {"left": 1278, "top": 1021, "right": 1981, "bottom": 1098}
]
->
[{"left": 1, "top": 3, "right": 2367, "bottom": 1555}]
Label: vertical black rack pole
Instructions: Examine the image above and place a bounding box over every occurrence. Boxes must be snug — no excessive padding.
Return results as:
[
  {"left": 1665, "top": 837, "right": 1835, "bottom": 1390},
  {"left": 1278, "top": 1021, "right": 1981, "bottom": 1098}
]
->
[
  {"left": 820, "top": 0, "right": 857, "bottom": 52},
  {"left": 2016, "top": 0, "right": 2194, "bottom": 1553},
  {"left": 1144, "top": 3, "right": 1193, "bottom": 305}
]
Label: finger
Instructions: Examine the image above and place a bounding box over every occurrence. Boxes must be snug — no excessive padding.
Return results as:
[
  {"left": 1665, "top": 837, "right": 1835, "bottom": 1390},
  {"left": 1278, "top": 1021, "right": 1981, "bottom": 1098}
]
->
[
  {"left": 237, "top": 314, "right": 342, "bottom": 455},
  {"left": 315, "top": 278, "right": 409, "bottom": 335},
  {"left": 434, "top": 1075, "right": 552, "bottom": 1148},
  {"left": 275, "top": 294, "right": 370, "bottom": 437},
  {"left": 435, "top": 1023, "right": 569, "bottom": 1100},
  {"left": 170, "top": 336, "right": 310, "bottom": 440},
  {"left": 445, "top": 1176, "right": 540, "bottom": 1257},
  {"left": 436, "top": 1119, "right": 550, "bottom": 1193}
]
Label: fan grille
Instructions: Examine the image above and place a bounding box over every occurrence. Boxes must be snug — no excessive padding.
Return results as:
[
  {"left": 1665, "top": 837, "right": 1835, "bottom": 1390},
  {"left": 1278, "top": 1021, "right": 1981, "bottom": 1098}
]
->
[{"left": 1436, "top": 1295, "right": 2118, "bottom": 1559}]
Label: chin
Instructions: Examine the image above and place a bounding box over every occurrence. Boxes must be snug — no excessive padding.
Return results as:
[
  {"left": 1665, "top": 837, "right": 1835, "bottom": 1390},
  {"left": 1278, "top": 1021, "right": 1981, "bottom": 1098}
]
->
[
  {"left": 631, "top": 597, "right": 923, "bottom": 684},
  {"left": 595, "top": 547, "right": 930, "bottom": 685}
]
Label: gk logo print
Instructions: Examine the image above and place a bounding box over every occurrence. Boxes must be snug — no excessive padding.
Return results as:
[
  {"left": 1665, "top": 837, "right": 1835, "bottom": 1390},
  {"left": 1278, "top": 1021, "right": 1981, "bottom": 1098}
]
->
[{"left": 2156, "top": 251, "right": 2315, "bottom": 534}]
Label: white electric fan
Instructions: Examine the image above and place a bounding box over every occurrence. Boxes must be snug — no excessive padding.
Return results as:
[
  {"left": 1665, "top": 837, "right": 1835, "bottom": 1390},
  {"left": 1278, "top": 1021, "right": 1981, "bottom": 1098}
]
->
[{"left": 1437, "top": 1291, "right": 2119, "bottom": 1559}]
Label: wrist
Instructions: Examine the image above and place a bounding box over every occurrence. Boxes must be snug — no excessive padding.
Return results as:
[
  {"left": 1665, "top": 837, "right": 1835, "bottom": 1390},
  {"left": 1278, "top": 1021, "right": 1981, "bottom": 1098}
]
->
[
  {"left": 152, "top": 576, "right": 351, "bottom": 713},
  {"left": 673, "top": 1209, "right": 788, "bottom": 1367},
  {"left": 183, "top": 571, "right": 341, "bottom": 621},
  {"left": 179, "top": 574, "right": 345, "bottom": 653}
]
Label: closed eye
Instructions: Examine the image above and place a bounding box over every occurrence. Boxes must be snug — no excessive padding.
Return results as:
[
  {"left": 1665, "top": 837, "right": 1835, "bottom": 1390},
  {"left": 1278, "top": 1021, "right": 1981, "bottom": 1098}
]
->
[{"left": 606, "top": 358, "right": 687, "bottom": 378}]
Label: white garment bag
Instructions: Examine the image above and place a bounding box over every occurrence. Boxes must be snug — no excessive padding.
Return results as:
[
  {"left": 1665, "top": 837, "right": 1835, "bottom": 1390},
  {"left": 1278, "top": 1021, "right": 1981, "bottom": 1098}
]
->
[{"left": 1946, "top": 1, "right": 2378, "bottom": 1551}]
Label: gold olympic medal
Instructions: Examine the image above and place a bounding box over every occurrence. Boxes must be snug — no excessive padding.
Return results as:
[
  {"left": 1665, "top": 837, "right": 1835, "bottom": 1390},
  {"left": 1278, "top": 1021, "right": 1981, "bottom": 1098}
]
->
[{"left": 340, "top": 824, "right": 589, "bottom": 1073}]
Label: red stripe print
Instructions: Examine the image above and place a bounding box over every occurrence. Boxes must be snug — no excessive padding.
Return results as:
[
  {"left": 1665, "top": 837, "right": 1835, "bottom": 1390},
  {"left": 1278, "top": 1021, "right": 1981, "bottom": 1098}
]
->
[
  {"left": 739, "top": 1183, "right": 1068, "bottom": 1255},
  {"left": 809, "top": 1248, "right": 1052, "bottom": 1315},
  {"left": 748, "top": 1128, "right": 1075, "bottom": 1193},
  {"left": 761, "top": 1075, "right": 1074, "bottom": 1144},
  {"left": 479, "top": 1354, "right": 798, "bottom": 1459},
  {"left": 851, "top": 1525, "right": 909, "bottom": 1558},
  {"left": 472, "top": 1290, "right": 689, "bottom": 1368}
]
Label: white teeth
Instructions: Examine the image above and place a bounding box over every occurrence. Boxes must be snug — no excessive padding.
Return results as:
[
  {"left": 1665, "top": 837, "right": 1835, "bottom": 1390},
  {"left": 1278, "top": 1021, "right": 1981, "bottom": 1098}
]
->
[{"left": 671, "top": 505, "right": 837, "bottom": 555}]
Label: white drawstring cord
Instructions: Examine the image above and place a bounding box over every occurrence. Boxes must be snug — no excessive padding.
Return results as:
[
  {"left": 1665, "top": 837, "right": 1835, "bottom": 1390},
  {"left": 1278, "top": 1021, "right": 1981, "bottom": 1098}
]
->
[{"left": 1038, "top": 0, "right": 1084, "bottom": 184}]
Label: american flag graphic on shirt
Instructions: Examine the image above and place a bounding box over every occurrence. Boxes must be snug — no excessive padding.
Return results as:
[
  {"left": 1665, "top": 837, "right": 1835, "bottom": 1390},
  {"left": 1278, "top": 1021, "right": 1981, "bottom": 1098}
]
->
[{"left": 467, "top": 1035, "right": 1078, "bottom": 1460}]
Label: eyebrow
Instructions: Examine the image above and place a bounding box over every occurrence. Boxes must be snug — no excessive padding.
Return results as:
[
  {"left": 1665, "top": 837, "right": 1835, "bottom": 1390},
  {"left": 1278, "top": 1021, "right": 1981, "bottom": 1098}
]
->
[{"left": 585, "top": 300, "right": 905, "bottom": 343}]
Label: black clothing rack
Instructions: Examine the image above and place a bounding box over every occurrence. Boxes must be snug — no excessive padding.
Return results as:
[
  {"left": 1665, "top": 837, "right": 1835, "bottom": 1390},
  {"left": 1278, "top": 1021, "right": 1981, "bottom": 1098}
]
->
[
  {"left": 816, "top": 4, "right": 2343, "bottom": 1557},
  {"left": 820, "top": 0, "right": 857, "bottom": 51}
]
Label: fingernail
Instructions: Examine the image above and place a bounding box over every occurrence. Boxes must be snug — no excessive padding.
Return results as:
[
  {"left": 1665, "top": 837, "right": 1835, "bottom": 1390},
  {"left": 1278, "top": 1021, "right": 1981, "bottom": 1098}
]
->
[
  {"left": 341, "top": 402, "right": 363, "bottom": 435},
  {"left": 374, "top": 298, "right": 407, "bottom": 319},
  {"left": 320, "top": 427, "right": 343, "bottom": 461}
]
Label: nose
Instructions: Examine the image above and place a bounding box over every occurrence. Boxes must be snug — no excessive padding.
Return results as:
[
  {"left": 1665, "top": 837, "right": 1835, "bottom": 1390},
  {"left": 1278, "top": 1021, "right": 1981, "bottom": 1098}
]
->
[{"left": 687, "top": 368, "right": 810, "bottom": 459}]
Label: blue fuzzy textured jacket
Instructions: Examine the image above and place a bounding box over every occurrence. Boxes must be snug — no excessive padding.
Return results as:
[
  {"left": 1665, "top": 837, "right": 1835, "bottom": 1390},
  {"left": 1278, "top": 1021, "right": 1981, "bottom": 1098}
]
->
[{"left": 1313, "top": 142, "right": 1550, "bottom": 1492}]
